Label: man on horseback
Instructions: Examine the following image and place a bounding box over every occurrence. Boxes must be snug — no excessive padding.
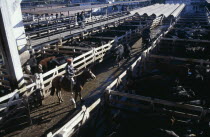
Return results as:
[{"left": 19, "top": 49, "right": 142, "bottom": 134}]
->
[{"left": 65, "top": 58, "right": 76, "bottom": 86}]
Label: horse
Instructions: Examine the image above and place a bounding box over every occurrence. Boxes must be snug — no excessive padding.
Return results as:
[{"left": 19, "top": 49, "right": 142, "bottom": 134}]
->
[{"left": 50, "top": 69, "right": 96, "bottom": 108}]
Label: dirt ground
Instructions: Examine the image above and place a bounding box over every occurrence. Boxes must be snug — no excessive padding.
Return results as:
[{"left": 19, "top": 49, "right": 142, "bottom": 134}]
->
[{"left": 2, "top": 37, "right": 143, "bottom": 137}]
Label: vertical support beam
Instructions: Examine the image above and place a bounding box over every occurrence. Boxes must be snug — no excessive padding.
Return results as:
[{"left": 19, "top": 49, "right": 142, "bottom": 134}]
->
[
  {"left": 90, "top": 8, "right": 92, "bottom": 20},
  {"left": 68, "top": 11, "right": 71, "bottom": 34},
  {"left": 0, "top": 0, "right": 25, "bottom": 89},
  {"left": 38, "top": 16, "right": 40, "bottom": 37},
  {"left": 106, "top": 6, "right": 108, "bottom": 22}
]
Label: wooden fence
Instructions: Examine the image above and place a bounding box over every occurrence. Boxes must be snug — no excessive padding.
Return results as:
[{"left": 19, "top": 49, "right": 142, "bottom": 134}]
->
[
  {"left": 27, "top": 10, "right": 210, "bottom": 137},
  {"left": 0, "top": 23, "right": 141, "bottom": 114},
  {"left": 0, "top": 13, "right": 157, "bottom": 134},
  {"left": 47, "top": 98, "right": 101, "bottom": 137},
  {"left": 106, "top": 51, "right": 210, "bottom": 122},
  {"left": 46, "top": 18, "right": 175, "bottom": 137},
  {"left": 105, "top": 23, "right": 210, "bottom": 122}
]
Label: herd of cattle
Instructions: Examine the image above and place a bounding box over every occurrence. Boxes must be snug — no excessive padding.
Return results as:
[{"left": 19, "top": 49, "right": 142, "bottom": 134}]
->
[
  {"left": 166, "top": 28, "right": 210, "bottom": 40},
  {"left": 23, "top": 24, "right": 138, "bottom": 76},
  {"left": 108, "top": 12, "right": 210, "bottom": 137},
  {"left": 126, "top": 61, "right": 210, "bottom": 107}
]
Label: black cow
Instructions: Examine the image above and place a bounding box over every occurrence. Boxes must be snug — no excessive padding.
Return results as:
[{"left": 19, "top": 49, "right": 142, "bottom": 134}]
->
[
  {"left": 47, "top": 56, "right": 70, "bottom": 70},
  {"left": 126, "top": 74, "right": 196, "bottom": 102}
]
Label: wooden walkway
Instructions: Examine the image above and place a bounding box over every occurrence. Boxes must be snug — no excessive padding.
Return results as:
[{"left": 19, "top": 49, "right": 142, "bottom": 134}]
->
[{"left": 30, "top": 14, "right": 133, "bottom": 47}]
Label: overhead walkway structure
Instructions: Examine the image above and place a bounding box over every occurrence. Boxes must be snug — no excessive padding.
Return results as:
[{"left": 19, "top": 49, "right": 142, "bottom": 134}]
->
[{"left": 28, "top": 4, "right": 186, "bottom": 48}]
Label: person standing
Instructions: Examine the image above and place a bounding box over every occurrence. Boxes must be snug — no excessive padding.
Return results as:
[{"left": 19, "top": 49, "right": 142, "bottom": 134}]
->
[
  {"left": 76, "top": 12, "right": 81, "bottom": 26},
  {"left": 81, "top": 11, "right": 86, "bottom": 29}
]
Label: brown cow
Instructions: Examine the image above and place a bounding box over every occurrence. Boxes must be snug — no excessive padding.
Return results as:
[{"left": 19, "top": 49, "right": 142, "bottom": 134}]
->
[{"left": 38, "top": 56, "right": 56, "bottom": 73}]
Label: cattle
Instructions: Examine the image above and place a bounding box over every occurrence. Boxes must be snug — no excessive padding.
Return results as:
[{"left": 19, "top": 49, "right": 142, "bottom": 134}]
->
[
  {"left": 126, "top": 73, "right": 197, "bottom": 102},
  {"left": 47, "top": 56, "right": 70, "bottom": 71},
  {"left": 38, "top": 56, "right": 56, "bottom": 73},
  {"left": 155, "top": 61, "right": 190, "bottom": 82},
  {"left": 69, "top": 39, "right": 107, "bottom": 48},
  {"left": 111, "top": 44, "right": 125, "bottom": 67}
]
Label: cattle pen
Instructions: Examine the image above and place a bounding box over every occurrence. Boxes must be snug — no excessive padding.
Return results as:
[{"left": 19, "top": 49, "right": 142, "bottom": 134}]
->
[
  {"left": 0, "top": 1, "right": 210, "bottom": 137},
  {"left": 48, "top": 4, "right": 210, "bottom": 137}
]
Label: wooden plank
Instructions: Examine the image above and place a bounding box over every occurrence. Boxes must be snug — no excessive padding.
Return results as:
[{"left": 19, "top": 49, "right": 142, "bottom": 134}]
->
[
  {"left": 43, "top": 77, "right": 55, "bottom": 85},
  {"left": 90, "top": 36, "right": 115, "bottom": 40},
  {"left": 51, "top": 45, "right": 91, "bottom": 51},
  {"left": 57, "top": 63, "right": 66, "bottom": 70},
  {"left": 171, "top": 28, "right": 210, "bottom": 32},
  {"left": 149, "top": 54, "right": 210, "bottom": 64},
  {"left": 43, "top": 67, "right": 58, "bottom": 77},
  {"left": 161, "top": 38, "right": 210, "bottom": 44},
  {"left": 74, "top": 50, "right": 93, "bottom": 62},
  {"left": 109, "top": 103, "right": 200, "bottom": 120},
  {"left": 44, "top": 49, "right": 84, "bottom": 54},
  {"left": 0, "top": 90, "right": 18, "bottom": 102},
  {"left": 109, "top": 90, "right": 210, "bottom": 113},
  {"left": 74, "top": 54, "right": 94, "bottom": 67}
]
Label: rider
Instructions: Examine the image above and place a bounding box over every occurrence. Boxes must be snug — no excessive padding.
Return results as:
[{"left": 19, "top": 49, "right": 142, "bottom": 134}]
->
[{"left": 65, "top": 58, "right": 76, "bottom": 85}]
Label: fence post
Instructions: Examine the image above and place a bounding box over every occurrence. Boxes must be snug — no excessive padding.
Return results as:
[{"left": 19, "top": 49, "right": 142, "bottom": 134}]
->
[
  {"left": 38, "top": 73, "right": 44, "bottom": 96},
  {"left": 81, "top": 106, "right": 88, "bottom": 124},
  {"left": 83, "top": 56, "right": 87, "bottom": 68},
  {"left": 104, "top": 89, "right": 111, "bottom": 106},
  {"left": 93, "top": 48, "right": 96, "bottom": 64}
]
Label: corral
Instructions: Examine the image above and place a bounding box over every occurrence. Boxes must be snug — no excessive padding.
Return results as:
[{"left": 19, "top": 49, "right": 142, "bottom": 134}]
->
[{"left": 0, "top": 1, "right": 210, "bottom": 137}]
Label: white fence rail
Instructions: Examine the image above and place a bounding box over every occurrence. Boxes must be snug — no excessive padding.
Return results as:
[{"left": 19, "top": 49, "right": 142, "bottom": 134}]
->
[{"left": 47, "top": 98, "right": 101, "bottom": 137}]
